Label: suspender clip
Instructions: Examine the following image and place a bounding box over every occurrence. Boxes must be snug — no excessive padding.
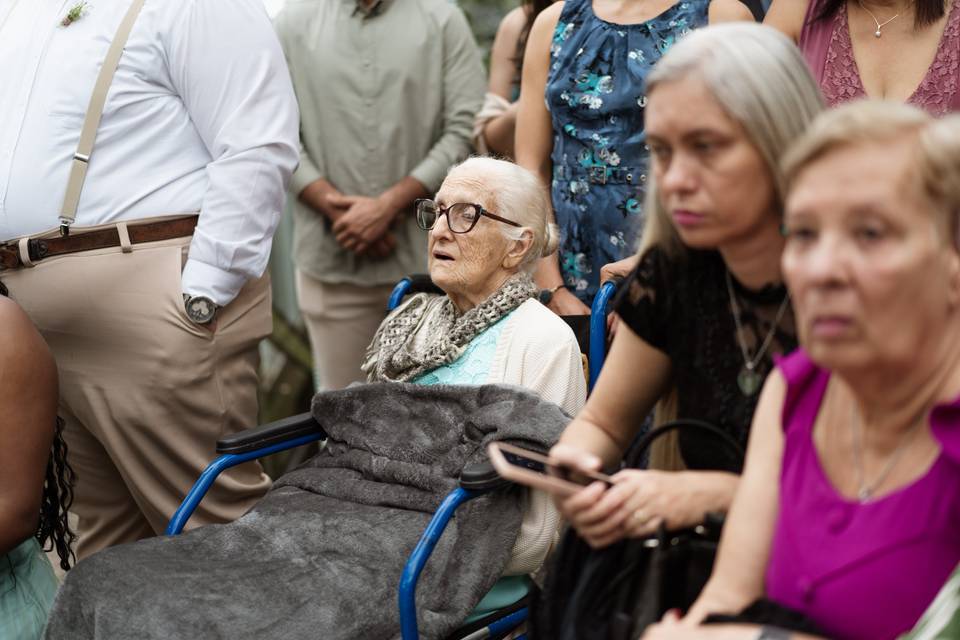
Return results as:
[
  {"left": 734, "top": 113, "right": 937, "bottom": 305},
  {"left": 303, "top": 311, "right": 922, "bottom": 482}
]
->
[{"left": 59, "top": 218, "right": 72, "bottom": 237}]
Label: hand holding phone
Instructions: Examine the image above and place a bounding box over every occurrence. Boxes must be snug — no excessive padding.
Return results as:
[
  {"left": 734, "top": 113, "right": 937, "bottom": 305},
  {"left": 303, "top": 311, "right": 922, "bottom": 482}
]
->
[{"left": 487, "top": 442, "right": 613, "bottom": 497}]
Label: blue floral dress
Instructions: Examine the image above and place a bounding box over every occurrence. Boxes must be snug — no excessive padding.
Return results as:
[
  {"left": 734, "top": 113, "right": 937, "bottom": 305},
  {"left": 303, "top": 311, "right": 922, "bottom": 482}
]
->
[{"left": 546, "top": 0, "right": 710, "bottom": 303}]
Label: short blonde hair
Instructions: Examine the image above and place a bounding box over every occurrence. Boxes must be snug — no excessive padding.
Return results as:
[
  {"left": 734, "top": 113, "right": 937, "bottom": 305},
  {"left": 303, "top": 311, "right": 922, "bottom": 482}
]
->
[
  {"left": 444, "top": 157, "right": 560, "bottom": 273},
  {"left": 638, "top": 23, "right": 824, "bottom": 259},
  {"left": 783, "top": 101, "right": 960, "bottom": 247}
]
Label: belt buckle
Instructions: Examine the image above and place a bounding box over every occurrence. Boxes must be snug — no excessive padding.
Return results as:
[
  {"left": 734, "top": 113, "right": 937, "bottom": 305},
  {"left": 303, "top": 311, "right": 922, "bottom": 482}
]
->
[{"left": 588, "top": 166, "right": 607, "bottom": 185}]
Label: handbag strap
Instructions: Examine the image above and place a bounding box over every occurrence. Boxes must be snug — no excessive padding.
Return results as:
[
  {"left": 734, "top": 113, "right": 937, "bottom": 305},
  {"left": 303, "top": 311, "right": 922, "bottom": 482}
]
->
[
  {"left": 632, "top": 419, "right": 746, "bottom": 470},
  {"left": 59, "top": 0, "right": 147, "bottom": 235}
]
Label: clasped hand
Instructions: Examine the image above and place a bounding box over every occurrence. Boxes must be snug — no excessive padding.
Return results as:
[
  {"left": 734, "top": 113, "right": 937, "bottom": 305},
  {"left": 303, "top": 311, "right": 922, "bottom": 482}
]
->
[
  {"left": 551, "top": 444, "right": 711, "bottom": 549},
  {"left": 328, "top": 193, "right": 397, "bottom": 258}
]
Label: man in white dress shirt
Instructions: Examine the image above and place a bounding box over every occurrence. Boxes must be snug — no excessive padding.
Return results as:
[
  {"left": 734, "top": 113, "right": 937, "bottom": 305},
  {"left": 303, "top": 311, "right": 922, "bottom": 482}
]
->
[{"left": 0, "top": 0, "right": 299, "bottom": 557}]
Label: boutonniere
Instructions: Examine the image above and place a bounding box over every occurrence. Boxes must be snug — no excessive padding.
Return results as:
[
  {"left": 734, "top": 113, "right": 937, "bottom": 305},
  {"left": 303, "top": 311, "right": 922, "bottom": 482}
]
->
[{"left": 60, "top": 1, "right": 89, "bottom": 27}]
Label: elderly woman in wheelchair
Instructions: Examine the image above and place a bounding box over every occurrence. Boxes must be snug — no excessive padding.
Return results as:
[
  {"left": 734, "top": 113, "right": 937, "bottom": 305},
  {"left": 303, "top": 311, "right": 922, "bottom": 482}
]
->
[
  {"left": 44, "top": 157, "right": 586, "bottom": 640},
  {"left": 364, "top": 155, "right": 586, "bottom": 411}
]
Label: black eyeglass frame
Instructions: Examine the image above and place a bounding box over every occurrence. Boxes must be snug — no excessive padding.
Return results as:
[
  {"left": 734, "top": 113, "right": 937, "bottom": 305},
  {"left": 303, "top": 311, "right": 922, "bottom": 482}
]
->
[{"left": 415, "top": 199, "right": 523, "bottom": 234}]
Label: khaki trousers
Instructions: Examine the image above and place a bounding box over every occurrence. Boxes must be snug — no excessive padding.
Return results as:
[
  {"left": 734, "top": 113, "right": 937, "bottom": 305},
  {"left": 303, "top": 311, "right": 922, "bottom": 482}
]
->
[
  {"left": 3, "top": 229, "right": 271, "bottom": 558},
  {"left": 295, "top": 270, "right": 394, "bottom": 390}
]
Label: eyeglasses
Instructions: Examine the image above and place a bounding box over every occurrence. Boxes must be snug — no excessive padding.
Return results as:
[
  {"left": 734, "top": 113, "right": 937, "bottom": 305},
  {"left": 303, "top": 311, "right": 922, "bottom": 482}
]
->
[{"left": 415, "top": 199, "right": 522, "bottom": 234}]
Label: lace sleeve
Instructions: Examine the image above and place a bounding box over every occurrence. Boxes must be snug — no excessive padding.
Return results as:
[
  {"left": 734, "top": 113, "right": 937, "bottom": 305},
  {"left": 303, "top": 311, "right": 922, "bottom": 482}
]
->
[{"left": 613, "top": 247, "right": 675, "bottom": 354}]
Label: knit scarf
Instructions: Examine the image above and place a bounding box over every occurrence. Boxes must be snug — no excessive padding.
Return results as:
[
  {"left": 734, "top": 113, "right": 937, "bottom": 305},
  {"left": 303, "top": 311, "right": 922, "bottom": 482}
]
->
[{"left": 362, "top": 273, "right": 540, "bottom": 383}]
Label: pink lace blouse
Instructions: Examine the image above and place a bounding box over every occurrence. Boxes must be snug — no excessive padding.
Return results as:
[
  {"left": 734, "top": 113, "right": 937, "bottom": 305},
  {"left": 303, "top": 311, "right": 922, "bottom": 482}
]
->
[{"left": 799, "top": 0, "right": 960, "bottom": 114}]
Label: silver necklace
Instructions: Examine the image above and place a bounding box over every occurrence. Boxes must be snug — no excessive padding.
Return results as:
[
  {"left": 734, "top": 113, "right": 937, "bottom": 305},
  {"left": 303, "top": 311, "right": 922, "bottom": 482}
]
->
[
  {"left": 725, "top": 269, "right": 791, "bottom": 397},
  {"left": 849, "top": 404, "right": 925, "bottom": 502},
  {"left": 857, "top": 0, "right": 907, "bottom": 38}
]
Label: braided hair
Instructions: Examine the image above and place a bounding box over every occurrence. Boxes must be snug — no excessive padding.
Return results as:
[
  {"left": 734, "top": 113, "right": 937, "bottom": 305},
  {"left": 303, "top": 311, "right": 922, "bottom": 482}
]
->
[{"left": 0, "top": 280, "right": 77, "bottom": 570}]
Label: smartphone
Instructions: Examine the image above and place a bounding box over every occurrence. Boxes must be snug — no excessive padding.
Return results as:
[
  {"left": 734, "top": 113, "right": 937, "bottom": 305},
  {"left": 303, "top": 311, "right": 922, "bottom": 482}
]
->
[{"left": 487, "top": 442, "right": 613, "bottom": 497}]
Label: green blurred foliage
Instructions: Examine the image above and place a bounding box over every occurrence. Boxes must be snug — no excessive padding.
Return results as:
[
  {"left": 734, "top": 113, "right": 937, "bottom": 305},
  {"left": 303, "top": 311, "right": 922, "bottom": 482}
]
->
[{"left": 458, "top": 0, "right": 519, "bottom": 65}]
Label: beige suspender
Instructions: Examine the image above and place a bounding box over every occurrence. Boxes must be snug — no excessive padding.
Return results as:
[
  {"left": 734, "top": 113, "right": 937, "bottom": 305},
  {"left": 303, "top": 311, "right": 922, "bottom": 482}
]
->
[{"left": 59, "top": 0, "right": 147, "bottom": 236}]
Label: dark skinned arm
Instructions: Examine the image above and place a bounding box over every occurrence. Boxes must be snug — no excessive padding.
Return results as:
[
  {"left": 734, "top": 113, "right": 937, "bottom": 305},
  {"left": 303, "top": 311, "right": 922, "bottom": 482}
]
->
[{"left": 0, "top": 297, "right": 59, "bottom": 556}]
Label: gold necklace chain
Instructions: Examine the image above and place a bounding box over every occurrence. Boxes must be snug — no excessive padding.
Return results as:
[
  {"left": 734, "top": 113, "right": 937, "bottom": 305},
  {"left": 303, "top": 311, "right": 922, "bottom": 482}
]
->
[
  {"left": 849, "top": 403, "right": 926, "bottom": 502},
  {"left": 857, "top": 0, "right": 910, "bottom": 38}
]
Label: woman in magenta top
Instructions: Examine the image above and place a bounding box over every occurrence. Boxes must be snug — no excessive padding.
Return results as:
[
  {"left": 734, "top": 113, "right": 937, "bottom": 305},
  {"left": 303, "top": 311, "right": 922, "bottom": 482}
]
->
[
  {"left": 643, "top": 104, "right": 960, "bottom": 639},
  {"left": 765, "top": 0, "right": 960, "bottom": 114}
]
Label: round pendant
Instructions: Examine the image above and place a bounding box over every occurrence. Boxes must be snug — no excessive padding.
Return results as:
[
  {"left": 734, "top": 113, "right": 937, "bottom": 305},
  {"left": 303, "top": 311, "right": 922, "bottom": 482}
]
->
[
  {"left": 737, "top": 367, "right": 763, "bottom": 396},
  {"left": 858, "top": 487, "right": 872, "bottom": 503},
  {"left": 874, "top": 29, "right": 882, "bottom": 37}
]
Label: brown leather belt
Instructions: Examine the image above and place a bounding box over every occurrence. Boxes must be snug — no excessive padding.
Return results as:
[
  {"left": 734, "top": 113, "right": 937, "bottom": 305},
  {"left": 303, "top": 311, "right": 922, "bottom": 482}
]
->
[{"left": 0, "top": 215, "right": 199, "bottom": 271}]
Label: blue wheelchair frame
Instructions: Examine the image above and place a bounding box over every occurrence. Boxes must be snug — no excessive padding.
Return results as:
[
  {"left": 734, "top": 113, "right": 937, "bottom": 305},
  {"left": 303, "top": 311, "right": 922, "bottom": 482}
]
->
[{"left": 166, "top": 276, "right": 619, "bottom": 640}]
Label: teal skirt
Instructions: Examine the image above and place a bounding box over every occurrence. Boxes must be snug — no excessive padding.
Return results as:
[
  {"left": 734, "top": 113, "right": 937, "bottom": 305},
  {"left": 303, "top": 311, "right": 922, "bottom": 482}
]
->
[{"left": 0, "top": 538, "right": 59, "bottom": 640}]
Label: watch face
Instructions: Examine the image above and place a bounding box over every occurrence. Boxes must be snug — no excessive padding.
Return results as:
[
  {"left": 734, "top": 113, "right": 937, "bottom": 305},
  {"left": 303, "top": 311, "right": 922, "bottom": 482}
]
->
[{"left": 185, "top": 296, "right": 217, "bottom": 324}]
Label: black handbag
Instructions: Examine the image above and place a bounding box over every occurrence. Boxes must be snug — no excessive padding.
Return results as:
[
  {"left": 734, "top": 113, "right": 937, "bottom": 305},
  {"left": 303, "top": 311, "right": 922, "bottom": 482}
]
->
[{"left": 528, "top": 420, "right": 746, "bottom": 640}]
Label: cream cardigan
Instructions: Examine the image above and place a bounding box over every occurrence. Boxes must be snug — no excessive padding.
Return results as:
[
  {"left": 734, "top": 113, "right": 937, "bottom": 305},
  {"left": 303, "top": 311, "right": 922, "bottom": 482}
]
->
[{"left": 485, "top": 299, "right": 587, "bottom": 575}]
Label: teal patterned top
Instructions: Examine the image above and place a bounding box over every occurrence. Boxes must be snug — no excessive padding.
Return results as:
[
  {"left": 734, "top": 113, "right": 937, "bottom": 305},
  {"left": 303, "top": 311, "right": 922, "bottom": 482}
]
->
[{"left": 412, "top": 315, "right": 510, "bottom": 386}]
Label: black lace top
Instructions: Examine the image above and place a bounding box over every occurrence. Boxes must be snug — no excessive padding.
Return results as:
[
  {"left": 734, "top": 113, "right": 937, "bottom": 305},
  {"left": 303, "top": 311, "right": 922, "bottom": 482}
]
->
[{"left": 615, "top": 246, "right": 797, "bottom": 470}]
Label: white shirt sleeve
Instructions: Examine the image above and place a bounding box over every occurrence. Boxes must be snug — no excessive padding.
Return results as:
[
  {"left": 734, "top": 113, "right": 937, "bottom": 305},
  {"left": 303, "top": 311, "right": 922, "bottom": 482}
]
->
[{"left": 164, "top": 0, "right": 300, "bottom": 306}]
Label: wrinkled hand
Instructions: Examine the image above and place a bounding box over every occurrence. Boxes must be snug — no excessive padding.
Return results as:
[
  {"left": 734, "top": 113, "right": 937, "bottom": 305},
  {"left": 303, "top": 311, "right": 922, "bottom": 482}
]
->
[
  {"left": 600, "top": 254, "right": 640, "bottom": 284},
  {"left": 643, "top": 612, "right": 756, "bottom": 640},
  {"left": 548, "top": 287, "right": 591, "bottom": 316},
  {"left": 299, "top": 178, "right": 350, "bottom": 223},
  {"left": 558, "top": 469, "right": 714, "bottom": 548},
  {"left": 329, "top": 194, "right": 397, "bottom": 254}
]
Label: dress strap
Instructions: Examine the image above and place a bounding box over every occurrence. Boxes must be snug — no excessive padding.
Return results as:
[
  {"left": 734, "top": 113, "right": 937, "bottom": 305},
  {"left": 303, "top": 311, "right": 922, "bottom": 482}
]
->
[
  {"left": 776, "top": 349, "right": 830, "bottom": 437},
  {"left": 797, "top": 0, "right": 833, "bottom": 85},
  {"left": 557, "top": 0, "right": 593, "bottom": 23}
]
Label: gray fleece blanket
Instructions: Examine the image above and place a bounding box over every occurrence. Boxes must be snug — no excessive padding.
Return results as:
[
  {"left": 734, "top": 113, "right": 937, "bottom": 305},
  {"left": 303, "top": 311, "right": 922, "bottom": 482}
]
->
[{"left": 45, "top": 383, "right": 569, "bottom": 640}]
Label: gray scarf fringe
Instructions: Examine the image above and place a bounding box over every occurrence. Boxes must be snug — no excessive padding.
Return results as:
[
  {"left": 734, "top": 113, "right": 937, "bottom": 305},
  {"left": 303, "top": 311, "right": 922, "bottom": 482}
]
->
[{"left": 362, "top": 273, "right": 539, "bottom": 383}]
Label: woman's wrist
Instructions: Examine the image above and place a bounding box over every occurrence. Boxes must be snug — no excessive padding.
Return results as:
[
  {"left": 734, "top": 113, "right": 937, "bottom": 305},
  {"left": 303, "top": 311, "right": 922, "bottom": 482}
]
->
[{"left": 680, "top": 470, "right": 740, "bottom": 517}]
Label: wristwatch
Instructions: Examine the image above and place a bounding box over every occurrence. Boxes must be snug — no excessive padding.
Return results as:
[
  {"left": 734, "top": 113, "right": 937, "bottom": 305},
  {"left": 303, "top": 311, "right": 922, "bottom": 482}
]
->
[
  {"left": 538, "top": 284, "right": 565, "bottom": 306},
  {"left": 183, "top": 294, "right": 219, "bottom": 325}
]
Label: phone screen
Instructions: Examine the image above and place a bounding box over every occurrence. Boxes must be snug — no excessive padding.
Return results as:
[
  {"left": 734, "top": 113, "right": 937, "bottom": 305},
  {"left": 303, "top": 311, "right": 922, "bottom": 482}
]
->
[{"left": 502, "top": 450, "right": 610, "bottom": 487}]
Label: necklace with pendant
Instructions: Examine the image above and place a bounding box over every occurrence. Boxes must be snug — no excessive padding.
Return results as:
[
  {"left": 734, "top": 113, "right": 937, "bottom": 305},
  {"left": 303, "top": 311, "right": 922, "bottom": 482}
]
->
[
  {"left": 725, "top": 269, "right": 790, "bottom": 397},
  {"left": 849, "top": 404, "right": 926, "bottom": 502},
  {"left": 857, "top": 0, "right": 908, "bottom": 38}
]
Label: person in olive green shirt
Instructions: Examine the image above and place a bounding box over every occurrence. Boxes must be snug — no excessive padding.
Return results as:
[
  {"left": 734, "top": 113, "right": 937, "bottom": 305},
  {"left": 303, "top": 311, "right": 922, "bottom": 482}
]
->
[{"left": 274, "top": 0, "right": 485, "bottom": 390}]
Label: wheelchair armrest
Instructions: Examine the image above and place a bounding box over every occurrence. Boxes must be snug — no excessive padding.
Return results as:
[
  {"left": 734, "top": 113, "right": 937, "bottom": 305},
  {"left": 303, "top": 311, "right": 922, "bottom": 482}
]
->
[
  {"left": 216, "top": 412, "right": 326, "bottom": 455},
  {"left": 459, "top": 459, "right": 510, "bottom": 492}
]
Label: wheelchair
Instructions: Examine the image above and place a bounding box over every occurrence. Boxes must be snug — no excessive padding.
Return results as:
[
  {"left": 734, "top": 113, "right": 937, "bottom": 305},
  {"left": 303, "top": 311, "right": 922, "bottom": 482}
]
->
[{"left": 166, "top": 276, "right": 620, "bottom": 640}]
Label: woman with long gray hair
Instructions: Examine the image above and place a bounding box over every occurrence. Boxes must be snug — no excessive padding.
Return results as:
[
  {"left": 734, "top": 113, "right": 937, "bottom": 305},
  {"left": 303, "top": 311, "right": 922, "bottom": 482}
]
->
[{"left": 548, "top": 23, "right": 824, "bottom": 547}]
